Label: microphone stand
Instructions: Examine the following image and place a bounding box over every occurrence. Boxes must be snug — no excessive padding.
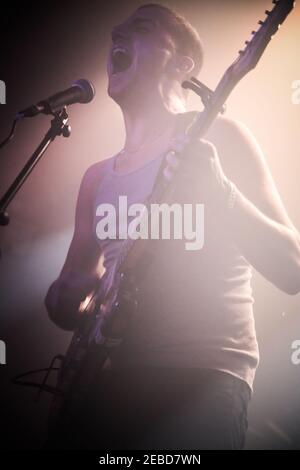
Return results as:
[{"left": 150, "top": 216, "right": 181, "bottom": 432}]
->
[{"left": 0, "top": 107, "right": 71, "bottom": 227}]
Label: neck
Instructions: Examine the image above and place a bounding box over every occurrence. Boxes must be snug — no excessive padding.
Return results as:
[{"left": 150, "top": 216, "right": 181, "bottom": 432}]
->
[
  {"left": 122, "top": 102, "right": 176, "bottom": 152},
  {"left": 119, "top": 83, "right": 187, "bottom": 152}
]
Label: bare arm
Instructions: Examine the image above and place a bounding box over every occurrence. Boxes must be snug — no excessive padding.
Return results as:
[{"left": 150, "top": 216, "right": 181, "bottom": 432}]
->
[
  {"left": 209, "top": 117, "right": 300, "bottom": 295},
  {"left": 45, "top": 162, "right": 103, "bottom": 330},
  {"left": 166, "top": 116, "right": 300, "bottom": 295}
]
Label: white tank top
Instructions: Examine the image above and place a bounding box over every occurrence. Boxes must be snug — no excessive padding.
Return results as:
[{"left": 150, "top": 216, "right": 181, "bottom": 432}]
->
[{"left": 92, "top": 129, "right": 259, "bottom": 391}]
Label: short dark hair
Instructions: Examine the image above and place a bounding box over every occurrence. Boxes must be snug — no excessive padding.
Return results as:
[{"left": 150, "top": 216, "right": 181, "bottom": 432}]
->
[{"left": 137, "top": 3, "right": 204, "bottom": 76}]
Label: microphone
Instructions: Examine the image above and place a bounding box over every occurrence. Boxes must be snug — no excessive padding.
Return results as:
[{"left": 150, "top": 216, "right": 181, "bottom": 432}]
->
[{"left": 17, "top": 79, "right": 95, "bottom": 118}]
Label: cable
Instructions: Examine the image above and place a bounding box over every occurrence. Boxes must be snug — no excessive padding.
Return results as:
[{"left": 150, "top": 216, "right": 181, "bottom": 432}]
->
[
  {"left": 11, "top": 354, "right": 65, "bottom": 399},
  {"left": 0, "top": 117, "right": 21, "bottom": 150}
]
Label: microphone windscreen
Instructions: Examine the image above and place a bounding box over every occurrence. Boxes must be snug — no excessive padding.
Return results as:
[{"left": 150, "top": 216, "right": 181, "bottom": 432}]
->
[{"left": 73, "top": 79, "right": 96, "bottom": 104}]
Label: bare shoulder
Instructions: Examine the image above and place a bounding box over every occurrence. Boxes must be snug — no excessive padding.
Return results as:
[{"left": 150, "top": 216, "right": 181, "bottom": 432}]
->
[
  {"left": 74, "top": 156, "right": 115, "bottom": 222},
  {"left": 206, "top": 115, "right": 295, "bottom": 226},
  {"left": 207, "top": 114, "right": 262, "bottom": 161},
  {"left": 207, "top": 114, "right": 251, "bottom": 138},
  {"left": 82, "top": 158, "right": 109, "bottom": 185},
  {"left": 206, "top": 114, "right": 269, "bottom": 187},
  {"left": 80, "top": 155, "right": 114, "bottom": 195},
  {"left": 71, "top": 156, "right": 116, "bottom": 242}
]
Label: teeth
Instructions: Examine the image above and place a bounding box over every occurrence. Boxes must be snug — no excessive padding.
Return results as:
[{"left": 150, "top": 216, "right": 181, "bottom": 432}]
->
[
  {"left": 111, "top": 45, "right": 132, "bottom": 75},
  {"left": 112, "top": 46, "right": 129, "bottom": 56}
]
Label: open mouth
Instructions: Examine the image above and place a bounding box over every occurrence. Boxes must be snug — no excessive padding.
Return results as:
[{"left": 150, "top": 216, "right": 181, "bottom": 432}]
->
[{"left": 111, "top": 46, "right": 133, "bottom": 75}]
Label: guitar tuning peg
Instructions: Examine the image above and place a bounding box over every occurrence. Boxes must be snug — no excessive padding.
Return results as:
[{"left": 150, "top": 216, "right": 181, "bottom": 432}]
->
[
  {"left": 272, "top": 0, "right": 279, "bottom": 4},
  {"left": 265, "top": 10, "right": 271, "bottom": 15},
  {"left": 238, "top": 50, "right": 244, "bottom": 54},
  {"left": 251, "top": 31, "right": 256, "bottom": 35},
  {"left": 258, "top": 20, "right": 264, "bottom": 25},
  {"left": 245, "top": 40, "right": 249, "bottom": 45}
]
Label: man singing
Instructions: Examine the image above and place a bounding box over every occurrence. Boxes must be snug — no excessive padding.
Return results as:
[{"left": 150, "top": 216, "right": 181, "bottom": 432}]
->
[{"left": 45, "top": 3, "right": 300, "bottom": 449}]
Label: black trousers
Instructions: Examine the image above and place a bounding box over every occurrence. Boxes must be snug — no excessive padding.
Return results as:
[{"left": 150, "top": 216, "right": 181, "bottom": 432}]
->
[{"left": 46, "top": 367, "right": 251, "bottom": 450}]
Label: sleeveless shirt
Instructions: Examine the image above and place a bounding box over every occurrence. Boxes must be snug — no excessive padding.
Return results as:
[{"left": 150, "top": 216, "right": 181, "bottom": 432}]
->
[{"left": 92, "top": 116, "right": 259, "bottom": 391}]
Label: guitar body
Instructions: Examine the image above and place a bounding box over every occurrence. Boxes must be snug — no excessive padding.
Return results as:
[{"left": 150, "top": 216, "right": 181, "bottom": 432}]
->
[{"left": 48, "top": 269, "right": 139, "bottom": 430}]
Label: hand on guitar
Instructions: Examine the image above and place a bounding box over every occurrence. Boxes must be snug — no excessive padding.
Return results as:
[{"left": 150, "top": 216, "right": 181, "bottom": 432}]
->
[
  {"left": 45, "top": 272, "right": 100, "bottom": 331},
  {"left": 163, "top": 134, "right": 234, "bottom": 211}
]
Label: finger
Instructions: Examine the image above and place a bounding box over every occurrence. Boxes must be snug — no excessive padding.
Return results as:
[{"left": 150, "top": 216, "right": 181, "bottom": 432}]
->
[
  {"left": 166, "top": 150, "right": 180, "bottom": 169},
  {"left": 163, "top": 165, "right": 175, "bottom": 181},
  {"left": 169, "top": 133, "right": 190, "bottom": 153}
]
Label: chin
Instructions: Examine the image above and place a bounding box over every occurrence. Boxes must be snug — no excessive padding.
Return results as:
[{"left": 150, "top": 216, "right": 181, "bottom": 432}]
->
[
  {"left": 108, "top": 73, "right": 146, "bottom": 108},
  {"left": 108, "top": 80, "right": 133, "bottom": 105}
]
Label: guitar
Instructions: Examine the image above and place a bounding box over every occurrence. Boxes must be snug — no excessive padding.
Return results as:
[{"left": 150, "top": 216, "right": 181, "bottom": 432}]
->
[{"left": 49, "top": 0, "right": 295, "bottom": 425}]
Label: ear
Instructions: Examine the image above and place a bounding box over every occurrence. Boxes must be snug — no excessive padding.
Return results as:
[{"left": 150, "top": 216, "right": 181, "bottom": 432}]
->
[{"left": 174, "top": 55, "right": 195, "bottom": 75}]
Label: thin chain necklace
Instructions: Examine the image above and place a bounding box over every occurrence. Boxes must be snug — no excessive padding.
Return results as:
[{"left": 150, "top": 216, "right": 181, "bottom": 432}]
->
[{"left": 119, "top": 121, "right": 175, "bottom": 156}]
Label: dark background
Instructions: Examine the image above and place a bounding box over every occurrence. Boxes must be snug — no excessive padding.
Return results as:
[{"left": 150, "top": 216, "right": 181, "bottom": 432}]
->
[{"left": 0, "top": 0, "right": 300, "bottom": 449}]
